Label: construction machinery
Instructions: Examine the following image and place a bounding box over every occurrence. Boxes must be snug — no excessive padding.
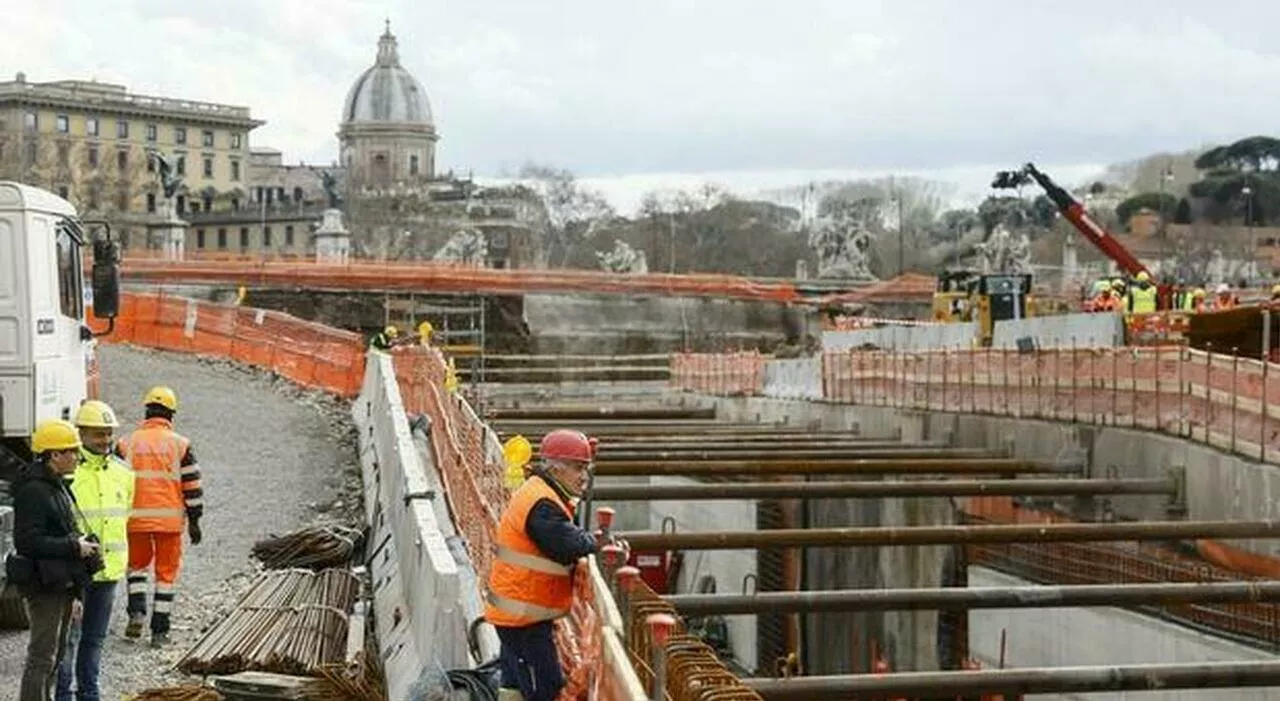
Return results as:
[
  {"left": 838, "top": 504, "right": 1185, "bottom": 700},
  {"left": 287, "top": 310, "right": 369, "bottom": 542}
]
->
[
  {"left": 0, "top": 180, "right": 120, "bottom": 476},
  {"left": 932, "top": 268, "right": 1036, "bottom": 346}
]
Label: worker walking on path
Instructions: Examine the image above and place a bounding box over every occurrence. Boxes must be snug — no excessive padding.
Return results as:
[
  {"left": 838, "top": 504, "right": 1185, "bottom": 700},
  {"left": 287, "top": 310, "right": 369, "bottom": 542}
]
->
[
  {"left": 57, "top": 401, "right": 134, "bottom": 701},
  {"left": 10, "top": 420, "right": 101, "bottom": 701},
  {"left": 115, "top": 386, "right": 203, "bottom": 648},
  {"left": 484, "top": 429, "right": 600, "bottom": 701}
]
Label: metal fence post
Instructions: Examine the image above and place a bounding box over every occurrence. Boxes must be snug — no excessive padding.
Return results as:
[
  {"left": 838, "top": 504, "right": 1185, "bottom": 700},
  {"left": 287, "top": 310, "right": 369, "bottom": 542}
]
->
[{"left": 647, "top": 613, "right": 677, "bottom": 701}]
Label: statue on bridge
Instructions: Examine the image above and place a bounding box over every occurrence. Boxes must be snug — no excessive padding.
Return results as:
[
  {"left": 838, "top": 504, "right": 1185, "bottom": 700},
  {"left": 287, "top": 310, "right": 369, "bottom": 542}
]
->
[
  {"left": 148, "top": 150, "right": 184, "bottom": 201},
  {"left": 309, "top": 168, "right": 343, "bottom": 209},
  {"left": 808, "top": 198, "right": 876, "bottom": 280}
]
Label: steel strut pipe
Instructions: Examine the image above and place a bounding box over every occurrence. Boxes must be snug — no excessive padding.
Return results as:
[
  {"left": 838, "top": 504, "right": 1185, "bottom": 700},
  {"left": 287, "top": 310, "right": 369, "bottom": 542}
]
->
[
  {"left": 745, "top": 660, "right": 1280, "bottom": 700},
  {"left": 485, "top": 407, "right": 717, "bottom": 420},
  {"left": 590, "top": 478, "right": 1174, "bottom": 502},
  {"left": 592, "top": 458, "right": 1058, "bottom": 477},
  {"left": 614, "top": 519, "right": 1280, "bottom": 550},
  {"left": 536, "top": 432, "right": 889, "bottom": 443},
  {"left": 663, "top": 581, "right": 1280, "bottom": 615},
  {"left": 592, "top": 441, "right": 948, "bottom": 453},
  {"left": 595, "top": 448, "right": 1007, "bottom": 461}
]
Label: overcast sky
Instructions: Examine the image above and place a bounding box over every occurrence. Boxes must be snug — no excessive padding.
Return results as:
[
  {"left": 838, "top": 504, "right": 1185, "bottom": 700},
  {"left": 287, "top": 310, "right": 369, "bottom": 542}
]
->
[{"left": 6, "top": 0, "right": 1280, "bottom": 213}]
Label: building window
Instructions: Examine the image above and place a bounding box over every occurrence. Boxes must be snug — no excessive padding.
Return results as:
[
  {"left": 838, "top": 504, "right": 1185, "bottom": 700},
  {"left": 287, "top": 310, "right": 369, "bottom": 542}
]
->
[
  {"left": 202, "top": 130, "right": 214, "bottom": 148},
  {"left": 231, "top": 133, "right": 242, "bottom": 149},
  {"left": 231, "top": 197, "right": 240, "bottom": 211},
  {"left": 410, "top": 154, "right": 419, "bottom": 176},
  {"left": 189, "top": 202, "right": 200, "bottom": 213},
  {"left": 285, "top": 225, "right": 294, "bottom": 246},
  {"left": 23, "top": 112, "right": 37, "bottom": 131},
  {"left": 116, "top": 149, "right": 128, "bottom": 171},
  {"left": 292, "top": 186, "right": 303, "bottom": 203},
  {"left": 196, "top": 229, "right": 205, "bottom": 248},
  {"left": 56, "top": 225, "right": 83, "bottom": 320},
  {"left": 203, "top": 157, "right": 213, "bottom": 178},
  {"left": 202, "top": 193, "right": 213, "bottom": 211},
  {"left": 55, "top": 115, "right": 69, "bottom": 133},
  {"left": 87, "top": 146, "right": 99, "bottom": 168},
  {"left": 240, "top": 227, "right": 250, "bottom": 248},
  {"left": 116, "top": 191, "right": 130, "bottom": 211},
  {"left": 174, "top": 127, "right": 187, "bottom": 145},
  {"left": 216, "top": 228, "right": 227, "bottom": 249},
  {"left": 147, "top": 155, "right": 155, "bottom": 172},
  {"left": 263, "top": 226, "right": 272, "bottom": 247},
  {"left": 116, "top": 120, "right": 128, "bottom": 139},
  {"left": 86, "top": 118, "right": 100, "bottom": 136},
  {"left": 230, "top": 159, "right": 240, "bottom": 181},
  {"left": 146, "top": 123, "right": 157, "bottom": 142},
  {"left": 176, "top": 195, "right": 186, "bottom": 213},
  {"left": 57, "top": 186, "right": 69, "bottom": 200},
  {"left": 57, "top": 143, "right": 69, "bottom": 166},
  {"left": 146, "top": 193, "right": 156, "bottom": 213},
  {"left": 176, "top": 155, "right": 186, "bottom": 175}
]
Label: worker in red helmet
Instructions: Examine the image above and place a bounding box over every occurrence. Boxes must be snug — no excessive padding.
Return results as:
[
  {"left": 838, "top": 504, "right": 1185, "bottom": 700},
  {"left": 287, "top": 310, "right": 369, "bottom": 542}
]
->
[{"left": 484, "top": 428, "right": 599, "bottom": 701}]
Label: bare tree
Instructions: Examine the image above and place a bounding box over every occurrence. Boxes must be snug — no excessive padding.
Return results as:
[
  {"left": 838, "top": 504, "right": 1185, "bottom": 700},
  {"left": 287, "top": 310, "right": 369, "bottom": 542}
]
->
[
  {"left": 1164, "top": 224, "right": 1260, "bottom": 286},
  {"left": 518, "top": 163, "right": 615, "bottom": 268}
]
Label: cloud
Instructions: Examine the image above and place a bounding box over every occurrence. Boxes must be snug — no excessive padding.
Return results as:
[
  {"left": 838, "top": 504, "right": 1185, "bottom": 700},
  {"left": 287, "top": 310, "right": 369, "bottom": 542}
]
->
[{"left": 4, "top": 0, "right": 1280, "bottom": 210}]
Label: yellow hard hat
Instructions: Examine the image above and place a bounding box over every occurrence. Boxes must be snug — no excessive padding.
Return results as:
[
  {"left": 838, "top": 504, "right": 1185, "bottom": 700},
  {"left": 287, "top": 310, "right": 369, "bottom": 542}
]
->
[
  {"left": 502, "top": 435, "right": 533, "bottom": 490},
  {"left": 1111, "top": 279, "right": 1125, "bottom": 289},
  {"left": 74, "top": 400, "right": 119, "bottom": 428},
  {"left": 1193, "top": 288, "right": 1206, "bottom": 298},
  {"left": 32, "top": 419, "right": 82, "bottom": 454},
  {"left": 144, "top": 386, "right": 178, "bottom": 411},
  {"left": 384, "top": 325, "right": 399, "bottom": 338},
  {"left": 417, "top": 320, "right": 434, "bottom": 338},
  {"left": 1136, "top": 271, "right": 1150, "bottom": 283},
  {"left": 1271, "top": 284, "right": 1280, "bottom": 295}
]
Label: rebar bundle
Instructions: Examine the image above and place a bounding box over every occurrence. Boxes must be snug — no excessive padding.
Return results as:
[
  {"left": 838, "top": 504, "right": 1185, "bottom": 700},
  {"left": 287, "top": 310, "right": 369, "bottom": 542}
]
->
[
  {"left": 302, "top": 636, "right": 388, "bottom": 701},
  {"left": 127, "top": 686, "right": 222, "bottom": 701},
  {"left": 177, "top": 569, "right": 360, "bottom": 677},
  {"left": 252, "top": 525, "right": 364, "bottom": 570}
]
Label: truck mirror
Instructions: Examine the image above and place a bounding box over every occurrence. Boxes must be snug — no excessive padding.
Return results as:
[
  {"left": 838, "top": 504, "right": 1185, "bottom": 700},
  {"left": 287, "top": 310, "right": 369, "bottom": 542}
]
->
[{"left": 91, "top": 237, "right": 121, "bottom": 320}]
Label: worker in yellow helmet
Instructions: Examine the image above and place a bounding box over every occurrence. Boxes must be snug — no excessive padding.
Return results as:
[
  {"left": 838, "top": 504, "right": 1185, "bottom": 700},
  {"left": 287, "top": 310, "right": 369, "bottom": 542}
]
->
[
  {"left": 1127, "top": 271, "right": 1158, "bottom": 314},
  {"left": 115, "top": 386, "right": 202, "bottom": 648},
  {"left": 1270, "top": 284, "right": 1280, "bottom": 303},
  {"left": 57, "top": 401, "right": 134, "bottom": 701},
  {"left": 12, "top": 420, "right": 101, "bottom": 701}
]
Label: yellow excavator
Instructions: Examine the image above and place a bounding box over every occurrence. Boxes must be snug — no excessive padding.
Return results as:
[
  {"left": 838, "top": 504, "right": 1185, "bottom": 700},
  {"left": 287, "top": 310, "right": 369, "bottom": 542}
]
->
[{"left": 932, "top": 269, "right": 1036, "bottom": 347}]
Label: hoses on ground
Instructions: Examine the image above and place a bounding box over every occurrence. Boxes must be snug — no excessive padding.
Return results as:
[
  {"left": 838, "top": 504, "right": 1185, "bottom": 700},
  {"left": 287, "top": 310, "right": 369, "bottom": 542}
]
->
[{"left": 445, "top": 658, "right": 501, "bottom": 701}]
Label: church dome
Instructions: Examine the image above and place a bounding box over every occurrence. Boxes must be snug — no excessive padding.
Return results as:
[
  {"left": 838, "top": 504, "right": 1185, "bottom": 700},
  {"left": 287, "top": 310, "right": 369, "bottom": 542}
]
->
[{"left": 341, "top": 22, "right": 434, "bottom": 125}]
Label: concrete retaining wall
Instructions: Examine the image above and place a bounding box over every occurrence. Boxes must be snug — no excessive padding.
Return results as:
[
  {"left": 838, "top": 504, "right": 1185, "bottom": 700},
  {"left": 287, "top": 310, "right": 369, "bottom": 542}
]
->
[
  {"left": 822, "top": 323, "right": 979, "bottom": 352},
  {"left": 762, "top": 357, "right": 823, "bottom": 400},
  {"left": 992, "top": 312, "right": 1124, "bottom": 349},
  {"left": 969, "top": 567, "right": 1273, "bottom": 701},
  {"left": 353, "top": 353, "right": 495, "bottom": 700}
]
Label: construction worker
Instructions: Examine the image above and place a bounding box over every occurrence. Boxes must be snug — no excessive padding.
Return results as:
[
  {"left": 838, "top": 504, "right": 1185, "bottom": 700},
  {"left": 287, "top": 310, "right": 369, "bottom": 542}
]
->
[
  {"left": 1127, "top": 271, "right": 1158, "bottom": 314},
  {"left": 1270, "top": 284, "right": 1280, "bottom": 303},
  {"left": 368, "top": 325, "right": 402, "bottom": 352},
  {"left": 115, "top": 386, "right": 203, "bottom": 648},
  {"left": 1211, "top": 283, "right": 1238, "bottom": 311},
  {"left": 57, "top": 401, "right": 134, "bottom": 701},
  {"left": 484, "top": 429, "right": 600, "bottom": 701},
  {"left": 1090, "top": 286, "right": 1118, "bottom": 312},
  {"left": 12, "top": 420, "right": 100, "bottom": 701},
  {"left": 1184, "top": 287, "right": 1207, "bottom": 313}
]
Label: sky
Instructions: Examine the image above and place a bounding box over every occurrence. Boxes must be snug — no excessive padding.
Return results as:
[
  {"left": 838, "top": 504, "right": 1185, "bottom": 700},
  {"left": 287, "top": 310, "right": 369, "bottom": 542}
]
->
[{"left": 6, "top": 0, "right": 1280, "bottom": 215}]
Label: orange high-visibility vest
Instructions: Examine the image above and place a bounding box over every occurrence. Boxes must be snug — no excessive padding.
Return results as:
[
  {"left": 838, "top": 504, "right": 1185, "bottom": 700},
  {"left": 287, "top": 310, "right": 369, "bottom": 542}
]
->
[
  {"left": 118, "top": 419, "right": 192, "bottom": 533},
  {"left": 483, "top": 476, "right": 576, "bottom": 628}
]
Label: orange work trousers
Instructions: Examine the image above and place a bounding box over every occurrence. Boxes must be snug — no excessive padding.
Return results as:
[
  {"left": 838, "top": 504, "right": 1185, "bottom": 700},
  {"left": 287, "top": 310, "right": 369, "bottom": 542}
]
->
[{"left": 126, "top": 531, "right": 184, "bottom": 634}]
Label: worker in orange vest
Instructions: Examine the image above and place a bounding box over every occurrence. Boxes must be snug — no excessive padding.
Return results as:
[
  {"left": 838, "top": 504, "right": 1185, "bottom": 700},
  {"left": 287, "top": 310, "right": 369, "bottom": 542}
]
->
[
  {"left": 484, "top": 429, "right": 600, "bottom": 701},
  {"left": 114, "top": 386, "right": 203, "bottom": 648},
  {"left": 1211, "top": 283, "right": 1238, "bottom": 311},
  {"left": 1090, "top": 287, "right": 1118, "bottom": 312}
]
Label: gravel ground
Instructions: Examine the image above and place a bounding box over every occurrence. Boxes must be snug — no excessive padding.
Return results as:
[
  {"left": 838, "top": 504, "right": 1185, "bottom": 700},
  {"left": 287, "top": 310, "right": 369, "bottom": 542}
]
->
[{"left": 0, "top": 345, "right": 363, "bottom": 700}]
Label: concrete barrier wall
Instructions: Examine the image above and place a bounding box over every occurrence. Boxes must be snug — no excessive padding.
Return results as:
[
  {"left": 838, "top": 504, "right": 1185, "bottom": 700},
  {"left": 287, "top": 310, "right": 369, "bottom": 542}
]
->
[
  {"left": 762, "top": 357, "right": 823, "bottom": 400},
  {"left": 968, "top": 567, "right": 1272, "bottom": 701},
  {"left": 353, "top": 353, "right": 486, "bottom": 700},
  {"left": 992, "top": 312, "right": 1124, "bottom": 349},
  {"left": 823, "top": 323, "right": 978, "bottom": 352}
]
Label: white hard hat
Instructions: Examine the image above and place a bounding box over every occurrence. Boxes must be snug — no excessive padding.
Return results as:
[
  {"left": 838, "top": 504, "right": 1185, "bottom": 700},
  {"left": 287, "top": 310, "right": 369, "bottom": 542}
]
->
[{"left": 1216, "top": 283, "right": 1230, "bottom": 294}]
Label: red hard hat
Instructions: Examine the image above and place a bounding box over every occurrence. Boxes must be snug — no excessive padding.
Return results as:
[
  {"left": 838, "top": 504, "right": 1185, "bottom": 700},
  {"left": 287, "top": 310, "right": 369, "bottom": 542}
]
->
[{"left": 540, "top": 429, "right": 593, "bottom": 463}]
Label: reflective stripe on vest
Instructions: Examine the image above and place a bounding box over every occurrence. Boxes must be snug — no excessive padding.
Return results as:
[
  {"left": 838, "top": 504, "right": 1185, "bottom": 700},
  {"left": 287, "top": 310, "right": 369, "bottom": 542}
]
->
[
  {"left": 484, "top": 476, "right": 577, "bottom": 628},
  {"left": 71, "top": 451, "right": 135, "bottom": 582}
]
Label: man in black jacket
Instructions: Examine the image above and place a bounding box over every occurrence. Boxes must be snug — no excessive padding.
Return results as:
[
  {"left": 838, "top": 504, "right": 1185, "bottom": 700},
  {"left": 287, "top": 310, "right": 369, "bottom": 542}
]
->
[{"left": 11, "top": 420, "right": 100, "bottom": 701}]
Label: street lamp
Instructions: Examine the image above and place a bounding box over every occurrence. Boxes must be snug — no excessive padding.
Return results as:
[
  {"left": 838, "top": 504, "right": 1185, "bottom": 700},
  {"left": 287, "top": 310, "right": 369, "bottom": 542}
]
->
[{"left": 1242, "top": 185, "right": 1254, "bottom": 227}]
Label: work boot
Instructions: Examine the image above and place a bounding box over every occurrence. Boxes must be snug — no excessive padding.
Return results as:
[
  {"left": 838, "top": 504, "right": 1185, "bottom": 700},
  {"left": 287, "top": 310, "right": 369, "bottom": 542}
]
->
[
  {"left": 150, "top": 630, "right": 169, "bottom": 648},
  {"left": 125, "top": 614, "right": 145, "bottom": 639}
]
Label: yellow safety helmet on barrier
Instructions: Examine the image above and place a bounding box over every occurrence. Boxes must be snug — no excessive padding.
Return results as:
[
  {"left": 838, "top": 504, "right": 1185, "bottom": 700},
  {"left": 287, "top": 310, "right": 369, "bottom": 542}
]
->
[
  {"left": 144, "top": 386, "right": 178, "bottom": 411},
  {"left": 502, "top": 435, "right": 533, "bottom": 490},
  {"left": 75, "top": 400, "right": 120, "bottom": 428},
  {"left": 32, "top": 419, "right": 83, "bottom": 454}
]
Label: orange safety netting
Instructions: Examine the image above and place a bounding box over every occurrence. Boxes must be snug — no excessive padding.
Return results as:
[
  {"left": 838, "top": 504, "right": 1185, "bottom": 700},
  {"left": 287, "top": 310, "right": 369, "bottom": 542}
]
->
[
  {"left": 391, "top": 345, "right": 610, "bottom": 699},
  {"left": 96, "top": 292, "right": 366, "bottom": 397},
  {"left": 669, "top": 352, "right": 767, "bottom": 396},
  {"left": 117, "top": 256, "right": 803, "bottom": 304}
]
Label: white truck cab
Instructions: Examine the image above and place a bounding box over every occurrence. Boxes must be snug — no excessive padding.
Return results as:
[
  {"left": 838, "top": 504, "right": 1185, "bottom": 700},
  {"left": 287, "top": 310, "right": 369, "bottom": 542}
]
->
[{"left": 0, "top": 180, "right": 119, "bottom": 475}]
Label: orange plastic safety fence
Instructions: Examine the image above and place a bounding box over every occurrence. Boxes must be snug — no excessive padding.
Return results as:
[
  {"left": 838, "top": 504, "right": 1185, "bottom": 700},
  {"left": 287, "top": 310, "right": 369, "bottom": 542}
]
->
[
  {"left": 669, "top": 352, "right": 768, "bottom": 396},
  {"left": 98, "top": 292, "right": 366, "bottom": 397},
  {"left": 390, "top": 345, "right": 612, "bottom": 700}
]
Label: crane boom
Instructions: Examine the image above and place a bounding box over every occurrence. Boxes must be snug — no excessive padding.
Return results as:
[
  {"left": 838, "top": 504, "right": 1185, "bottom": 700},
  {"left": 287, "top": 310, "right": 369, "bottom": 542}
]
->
[{"left": 993, "top": 162, "right": 1150, "bottom": 278}]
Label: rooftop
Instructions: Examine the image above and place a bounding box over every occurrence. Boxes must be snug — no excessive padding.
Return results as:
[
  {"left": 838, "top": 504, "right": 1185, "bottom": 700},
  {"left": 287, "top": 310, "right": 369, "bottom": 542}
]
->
[{"left": 0, "top": 73, "right": 264, "bottom": 128}]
